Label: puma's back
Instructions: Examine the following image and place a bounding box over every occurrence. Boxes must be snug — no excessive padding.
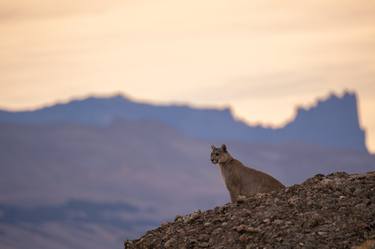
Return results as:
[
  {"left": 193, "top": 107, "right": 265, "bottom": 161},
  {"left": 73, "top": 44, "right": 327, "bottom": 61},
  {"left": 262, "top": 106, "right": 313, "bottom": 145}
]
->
[{"left": 211, "top": 144, "right": 284, "bottom": 202}]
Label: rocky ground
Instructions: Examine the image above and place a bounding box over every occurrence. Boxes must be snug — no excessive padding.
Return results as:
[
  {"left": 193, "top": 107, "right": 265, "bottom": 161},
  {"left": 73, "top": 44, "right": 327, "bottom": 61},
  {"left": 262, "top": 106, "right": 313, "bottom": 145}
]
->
[{"left": 125, "top": 171, "right": 375, "bottom": 249}]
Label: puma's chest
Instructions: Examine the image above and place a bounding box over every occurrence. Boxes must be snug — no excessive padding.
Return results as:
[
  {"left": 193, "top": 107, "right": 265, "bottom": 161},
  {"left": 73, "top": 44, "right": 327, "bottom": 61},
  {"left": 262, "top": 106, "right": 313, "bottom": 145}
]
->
[{"left": 219, "top": 165, "right": 241, "bottom": 188}]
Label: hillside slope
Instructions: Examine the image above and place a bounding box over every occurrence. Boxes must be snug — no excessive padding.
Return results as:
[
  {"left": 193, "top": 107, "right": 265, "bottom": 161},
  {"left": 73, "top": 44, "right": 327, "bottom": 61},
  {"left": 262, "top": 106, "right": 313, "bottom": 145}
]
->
[{"left": 125, "top": 171, "right": 375, "bottom": 249}]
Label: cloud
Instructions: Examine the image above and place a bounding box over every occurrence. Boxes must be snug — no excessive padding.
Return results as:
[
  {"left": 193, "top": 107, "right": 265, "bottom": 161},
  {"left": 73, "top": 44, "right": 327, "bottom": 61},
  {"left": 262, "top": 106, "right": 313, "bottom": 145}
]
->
[
  {"left": 0, "top": 0, "right": 124, "bottom": 22},
  {"left": 0, "top": 0, "right": 374, "bottom": 151}
]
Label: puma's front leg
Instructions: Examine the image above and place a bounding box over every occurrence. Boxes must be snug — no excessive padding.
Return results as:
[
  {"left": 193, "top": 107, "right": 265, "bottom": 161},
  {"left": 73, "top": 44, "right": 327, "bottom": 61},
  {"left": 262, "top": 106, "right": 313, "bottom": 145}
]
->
[{"left": 229, "top": 188, "right": 240, "bottom": 203}]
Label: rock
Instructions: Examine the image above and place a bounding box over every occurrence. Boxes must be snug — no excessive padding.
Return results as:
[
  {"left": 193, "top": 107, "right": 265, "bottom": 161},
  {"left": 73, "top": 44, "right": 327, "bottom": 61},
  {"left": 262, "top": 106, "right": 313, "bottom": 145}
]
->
[
  {"left": 239, "top": 234, "right": 250, "bottom": 242},
  {"left": 262, "top": 218, "right": 270, "bottom": 223},
  {"left": 164, "top": 238, "right": 176, "bottom": 248},
  {"left": 125, "top": 171, "right": 375, "bottom": 249},
  {"left": 247, "top": 227, "right": 260, "bottom": 233},
  {"left": 234, "top": 224, "right": 248, "bottom": 233},
  {"left": 236, "top": 195, "right": 247, "bottom": 203},
  {"left": 198, "top": 242, "right": 209, "bottom": 248},
  {"left": 174, "top": 215, "right": 183, "bottom": 222},
  {"left": 183, "top": 211, "right": 201, "bottom": 223},
  {"left": 352, "top": 239, "right": 375, "bottom": 249},
  {"left": 198, "top": 234, "right": 210, "bottom": 242},
  {"left": 273, "top": 219, "right": 284, "bottom": 225},
  {"left": 212, "top": 227, "right": 222, "bottom": 235},
  {"left": 124, "top": 240, "right": 133, "bottom": 249},
  {"left": 234, "top": 225, "right": 259, "bottom": 234}
]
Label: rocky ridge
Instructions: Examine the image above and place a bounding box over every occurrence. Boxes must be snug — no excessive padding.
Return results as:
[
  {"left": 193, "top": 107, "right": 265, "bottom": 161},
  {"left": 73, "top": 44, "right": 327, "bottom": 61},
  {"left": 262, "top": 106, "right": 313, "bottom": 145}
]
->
[{"left": 125, "top": 171, "right": 375, "bottom": 249}]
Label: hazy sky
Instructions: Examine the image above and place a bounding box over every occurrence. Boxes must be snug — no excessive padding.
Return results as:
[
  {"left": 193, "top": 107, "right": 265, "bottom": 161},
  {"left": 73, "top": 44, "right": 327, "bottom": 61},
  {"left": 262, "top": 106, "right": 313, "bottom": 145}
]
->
[{"left": 0, "top": 0, "right": 374, "bottom": 151}]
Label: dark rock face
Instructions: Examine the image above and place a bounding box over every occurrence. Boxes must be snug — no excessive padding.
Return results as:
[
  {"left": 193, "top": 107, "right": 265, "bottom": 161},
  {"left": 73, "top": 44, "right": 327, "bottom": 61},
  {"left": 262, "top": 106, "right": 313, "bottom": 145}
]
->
[{"left": 125, "top": 171, "right": 375, "bottom": 249}]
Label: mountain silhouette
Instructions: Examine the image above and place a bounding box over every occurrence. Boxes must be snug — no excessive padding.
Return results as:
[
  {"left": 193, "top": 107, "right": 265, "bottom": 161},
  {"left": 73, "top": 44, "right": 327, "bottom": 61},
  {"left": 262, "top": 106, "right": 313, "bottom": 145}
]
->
[
  {"left": 0, "top": 91, "right": 367, "bottom": 152},
  {"left": 277, "top": 92, "right": 367, "bottom": 152}
]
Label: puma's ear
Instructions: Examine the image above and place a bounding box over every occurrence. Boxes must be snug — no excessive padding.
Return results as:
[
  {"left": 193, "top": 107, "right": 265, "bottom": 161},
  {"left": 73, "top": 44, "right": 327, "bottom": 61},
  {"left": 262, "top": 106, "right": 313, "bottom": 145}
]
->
[
  {"left": 221, "top": 144, "right": 227, "bottom": 152},
  {"left": 211, "top": 145, "right": 215, "bottom": 150}
]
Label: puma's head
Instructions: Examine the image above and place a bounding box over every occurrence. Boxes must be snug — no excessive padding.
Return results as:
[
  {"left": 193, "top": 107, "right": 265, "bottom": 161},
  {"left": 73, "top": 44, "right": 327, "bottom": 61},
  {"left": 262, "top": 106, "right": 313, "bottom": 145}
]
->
[{"left": 210, "top": 144, "right": 231, "bottom": 164}]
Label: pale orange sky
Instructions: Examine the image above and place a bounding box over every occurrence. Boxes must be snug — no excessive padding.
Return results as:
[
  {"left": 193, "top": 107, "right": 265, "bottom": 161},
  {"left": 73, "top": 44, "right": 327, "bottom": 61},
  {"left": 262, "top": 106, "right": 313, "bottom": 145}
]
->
[{"left": 0, "top": 0, "right": 375, "bottom": 152}]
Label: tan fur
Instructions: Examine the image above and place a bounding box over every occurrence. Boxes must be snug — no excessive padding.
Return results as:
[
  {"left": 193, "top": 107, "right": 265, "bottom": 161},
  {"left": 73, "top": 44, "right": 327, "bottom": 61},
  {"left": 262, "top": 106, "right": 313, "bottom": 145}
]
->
[{"left": 211, "top": 144, "right": 285, "bottom": 202}]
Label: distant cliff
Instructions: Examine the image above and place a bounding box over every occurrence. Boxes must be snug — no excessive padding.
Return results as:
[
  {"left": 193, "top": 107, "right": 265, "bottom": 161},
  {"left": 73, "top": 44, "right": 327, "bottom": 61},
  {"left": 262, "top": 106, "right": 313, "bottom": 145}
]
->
[
  {"left": 278, "top": 92, "right": 367, "bottom": 152},
  {"left": 125, "top": 171, "right": 375, "bottom": 249},
  {"left": 0, "top": 91, "right": 368, "bottom": 152}
]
